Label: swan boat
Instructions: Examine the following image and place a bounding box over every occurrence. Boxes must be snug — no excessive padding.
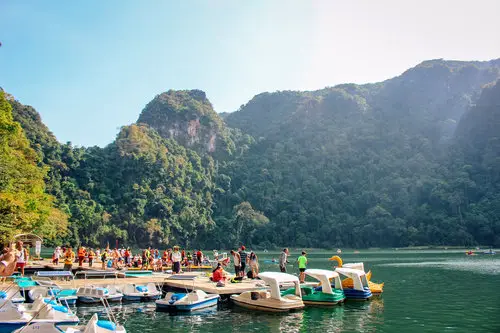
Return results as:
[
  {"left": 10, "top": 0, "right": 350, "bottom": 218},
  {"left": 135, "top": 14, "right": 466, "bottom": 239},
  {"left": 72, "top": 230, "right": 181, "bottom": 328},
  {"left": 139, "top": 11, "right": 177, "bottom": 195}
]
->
[
  {"left": 329, "top": 256, "right": 384, "bottom": 296},
  {"left": 335, "top": 268, "right": 373, "bottom": 301},
  {"left": 231, "top": 272, "right": 304, "bottom": 312}
]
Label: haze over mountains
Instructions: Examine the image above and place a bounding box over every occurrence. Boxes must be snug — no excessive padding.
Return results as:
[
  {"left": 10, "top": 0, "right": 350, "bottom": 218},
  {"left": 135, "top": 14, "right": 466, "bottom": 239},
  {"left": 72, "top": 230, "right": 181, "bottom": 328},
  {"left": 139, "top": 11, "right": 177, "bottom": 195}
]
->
[{"left": 1, "top": 58, "right": 499, "bottom": 248}]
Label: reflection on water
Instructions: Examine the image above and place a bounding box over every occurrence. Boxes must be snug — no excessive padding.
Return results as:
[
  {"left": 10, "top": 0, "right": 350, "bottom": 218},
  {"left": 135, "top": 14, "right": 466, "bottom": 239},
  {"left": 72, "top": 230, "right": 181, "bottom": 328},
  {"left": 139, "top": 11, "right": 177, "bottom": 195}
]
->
[
  {"left": 380, "top": 259, "right": 500, "bottom": 275},
  {"left": 66, "top": 251, "right": 500, "bottom": 333}
]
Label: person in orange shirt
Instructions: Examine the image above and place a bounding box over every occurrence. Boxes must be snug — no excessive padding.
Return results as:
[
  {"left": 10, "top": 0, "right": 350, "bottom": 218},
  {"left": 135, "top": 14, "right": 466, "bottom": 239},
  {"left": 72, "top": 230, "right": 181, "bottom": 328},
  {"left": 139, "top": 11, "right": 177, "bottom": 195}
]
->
[
  {"left": 211, "top": 263, "right": 225, "bottom": 282},
  {"left": 77, "top": 246, "right": 86, "bottom": 267},
  {"left": 88, "top": 249, "right": 95, "bottom": 267}
]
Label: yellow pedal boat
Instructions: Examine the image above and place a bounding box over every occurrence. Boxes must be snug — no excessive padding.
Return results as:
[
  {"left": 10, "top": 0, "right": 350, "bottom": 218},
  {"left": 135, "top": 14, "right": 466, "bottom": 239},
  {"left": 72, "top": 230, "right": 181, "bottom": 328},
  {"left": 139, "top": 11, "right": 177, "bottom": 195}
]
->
[{"left": 329, "top": 256, "right": 384, "bottom": 296}]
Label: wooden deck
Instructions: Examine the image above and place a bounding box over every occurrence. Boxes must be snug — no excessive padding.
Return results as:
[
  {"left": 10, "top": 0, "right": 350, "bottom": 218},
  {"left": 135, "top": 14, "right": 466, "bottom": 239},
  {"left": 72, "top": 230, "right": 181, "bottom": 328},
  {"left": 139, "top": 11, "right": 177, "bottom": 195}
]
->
[
  {"left": 2, "top": 260, "right": 270, "bottom": 296},
  {"left": 163, "top": 276, "right": 266, "bottom": 295}
]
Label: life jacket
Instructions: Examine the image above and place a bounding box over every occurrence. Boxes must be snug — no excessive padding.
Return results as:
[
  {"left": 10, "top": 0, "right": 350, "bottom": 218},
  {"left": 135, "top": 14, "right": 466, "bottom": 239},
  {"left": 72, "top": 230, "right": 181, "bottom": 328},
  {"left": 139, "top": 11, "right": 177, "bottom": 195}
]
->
[
  {"left": 78, "top": 249, "right": 85, "bottom": 257},
  {"left": 88, "top": 251, "right": 95, "bottom": 259},
  {"left": 64, "top": 251, "right": 75, "bottom": 264}
]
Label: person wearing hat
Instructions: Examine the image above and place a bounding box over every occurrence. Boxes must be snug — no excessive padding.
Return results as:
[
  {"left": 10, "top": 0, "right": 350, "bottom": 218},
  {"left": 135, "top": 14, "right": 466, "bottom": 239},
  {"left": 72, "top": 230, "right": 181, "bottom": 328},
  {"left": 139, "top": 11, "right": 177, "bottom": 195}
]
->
[
  {"left": 297, "top": 251, "right": 308, "bottom": 283},
  {"left": 172, "top": 246, "right": 182, "bottom": 274}
]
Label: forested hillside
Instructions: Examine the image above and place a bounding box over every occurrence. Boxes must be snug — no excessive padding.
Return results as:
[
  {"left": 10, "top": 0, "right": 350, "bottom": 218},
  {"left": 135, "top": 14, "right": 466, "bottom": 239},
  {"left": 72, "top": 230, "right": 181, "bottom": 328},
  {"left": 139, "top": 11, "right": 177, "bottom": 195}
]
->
[{"left": 3, "top": 59, "right": 500, "bottom": 248}]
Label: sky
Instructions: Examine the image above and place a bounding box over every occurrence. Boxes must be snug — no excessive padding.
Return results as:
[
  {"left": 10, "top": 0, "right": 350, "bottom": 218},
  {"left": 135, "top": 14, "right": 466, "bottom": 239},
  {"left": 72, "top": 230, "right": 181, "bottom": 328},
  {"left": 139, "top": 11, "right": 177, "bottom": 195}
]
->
[{"left": 1, "top": 0, "right": 500, "bottom": 147}]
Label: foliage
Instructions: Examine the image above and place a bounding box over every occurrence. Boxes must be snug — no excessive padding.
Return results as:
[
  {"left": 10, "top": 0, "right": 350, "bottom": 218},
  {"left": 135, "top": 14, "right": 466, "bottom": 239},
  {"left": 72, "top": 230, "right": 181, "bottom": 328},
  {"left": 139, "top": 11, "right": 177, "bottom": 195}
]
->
[
  {"left": 5, "top": 59, "right": 500, "bottom": 249},
  {"left": 0, "top": 91, "right": 67, "bottom": 244}
]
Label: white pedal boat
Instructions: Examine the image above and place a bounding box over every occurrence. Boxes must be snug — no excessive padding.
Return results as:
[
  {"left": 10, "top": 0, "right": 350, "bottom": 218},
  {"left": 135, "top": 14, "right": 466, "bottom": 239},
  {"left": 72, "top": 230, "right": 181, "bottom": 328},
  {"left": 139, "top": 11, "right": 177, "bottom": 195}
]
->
[
  {"left": 230, "top": 272, "right": 304, "bottom": 312},
  {"left": 77, "top": 286, "right": 122, "bottom": 304},
  {"left": 15, "top": 288, "right": 126, "bottom": 333},
  {"left": 0, "top": 296, "right": 78, "bottom": 332},
  {"left": 29, "top": 287, "right": 78, "bottom": 305},
  {"left": 119, "top": 283, "right": 161, "bottom": 301},
  {"left": 0, "top": 288, "right": 25, "bottom": 304},
  {"left": 156, "top": 290, "right": 219, "bottom": 311}
]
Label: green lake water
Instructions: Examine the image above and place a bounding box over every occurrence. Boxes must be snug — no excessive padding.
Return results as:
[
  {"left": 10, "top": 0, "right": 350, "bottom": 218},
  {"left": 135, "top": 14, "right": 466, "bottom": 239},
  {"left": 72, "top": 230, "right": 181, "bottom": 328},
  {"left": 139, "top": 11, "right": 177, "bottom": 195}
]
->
[{"left": 69, "top": 250, "right": 500, "bottom": 333}]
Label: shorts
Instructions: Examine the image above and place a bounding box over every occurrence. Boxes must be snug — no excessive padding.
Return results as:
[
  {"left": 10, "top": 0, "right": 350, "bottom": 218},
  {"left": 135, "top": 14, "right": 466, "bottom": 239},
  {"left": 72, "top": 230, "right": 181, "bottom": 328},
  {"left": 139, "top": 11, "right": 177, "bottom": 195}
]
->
[
  {"left": 173, "top": 261, "right": 181, "bottom": 273},
  {"left": 16, "top": 263, "right": 26, "bottom": 269},
  {"left": 299, "top": 268, "right": 306, "bottom": 272},
  {"left": 240, "top": 262, "right": 246, "bottom": 273},
  {"left": 63, "top": 264, "right": 72, "bottom": 271},
  {"left": 234, "top": 265, "right": 241, "bottom": 274}
]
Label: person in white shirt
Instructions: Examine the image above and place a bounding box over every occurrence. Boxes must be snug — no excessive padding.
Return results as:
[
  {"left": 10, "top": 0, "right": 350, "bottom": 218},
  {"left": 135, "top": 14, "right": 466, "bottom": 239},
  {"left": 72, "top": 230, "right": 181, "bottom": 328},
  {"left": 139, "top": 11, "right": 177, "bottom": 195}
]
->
[{"left": 172, "top": 246, "right": 182, "bottom": 274}]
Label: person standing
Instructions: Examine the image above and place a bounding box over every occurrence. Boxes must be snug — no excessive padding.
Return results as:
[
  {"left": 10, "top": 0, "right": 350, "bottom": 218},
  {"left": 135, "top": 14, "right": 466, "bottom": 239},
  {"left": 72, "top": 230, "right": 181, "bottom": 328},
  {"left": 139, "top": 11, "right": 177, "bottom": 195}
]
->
[
  {"left": 101, "top": 250, "right": 108, "bottom": 270},
  {"left": 238, "top": 246, "right": 248, "bottom": 277},
  {"left": 279, "top": 248, "right": 289, "bottom": 272},
  {"left": 249, "top": 251, "right": 259, "bottom": 278},
  {"left": 52, "top": 247, "right": 61, "bottom": 266},
  {"left": 15, "top": 242, "right": 27, "bottom": 277},
  {"left": 297, "top": 251, "right": 308, "bottom": 283},
  {"left": 77, "top": 246, "right": 85, "bottom": 267},
  {"left": 230, "top": 250, "right": 241, "bottom": 276},
  {"left": 88, "top": 249, "right": 95, "bottom": 267},
  {"left": 63, "top": 247, "right": 75, "bottom": 271},
  {"left": 196, "top": 249, "right": 203, "bottom": 267},
  {"left": 172, "top": 246, "right": 182, "bottom": 274}
]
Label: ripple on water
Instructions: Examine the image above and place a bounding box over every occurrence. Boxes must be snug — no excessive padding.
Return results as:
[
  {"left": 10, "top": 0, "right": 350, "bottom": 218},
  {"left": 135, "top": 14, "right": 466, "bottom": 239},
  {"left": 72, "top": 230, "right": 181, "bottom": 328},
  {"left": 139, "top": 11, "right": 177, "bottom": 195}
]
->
[{"left": 379, "top": 258, "right": 500, "bottom": 275}]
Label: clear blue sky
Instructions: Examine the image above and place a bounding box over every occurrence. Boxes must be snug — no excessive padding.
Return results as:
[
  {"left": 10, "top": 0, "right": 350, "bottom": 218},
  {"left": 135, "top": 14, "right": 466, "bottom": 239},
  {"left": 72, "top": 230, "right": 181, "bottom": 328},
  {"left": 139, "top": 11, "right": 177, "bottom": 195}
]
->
[{"left": 1, "top": 0, "right": 499, "bottom": 147}]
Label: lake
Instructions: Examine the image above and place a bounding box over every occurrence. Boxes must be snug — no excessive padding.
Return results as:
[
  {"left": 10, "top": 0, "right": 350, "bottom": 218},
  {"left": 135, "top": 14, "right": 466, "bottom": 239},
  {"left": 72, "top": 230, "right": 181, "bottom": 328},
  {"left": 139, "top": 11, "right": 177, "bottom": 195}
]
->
[{"left": 70, "top": 250, "right": 500, "bottom": 333}]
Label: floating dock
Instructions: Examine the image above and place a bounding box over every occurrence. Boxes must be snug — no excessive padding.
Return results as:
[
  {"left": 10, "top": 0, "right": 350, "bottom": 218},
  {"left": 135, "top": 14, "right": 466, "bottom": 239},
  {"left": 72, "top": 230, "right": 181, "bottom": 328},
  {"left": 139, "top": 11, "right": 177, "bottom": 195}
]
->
[{"left": 1, "top": 261, "right": 269, "bottom": 297}]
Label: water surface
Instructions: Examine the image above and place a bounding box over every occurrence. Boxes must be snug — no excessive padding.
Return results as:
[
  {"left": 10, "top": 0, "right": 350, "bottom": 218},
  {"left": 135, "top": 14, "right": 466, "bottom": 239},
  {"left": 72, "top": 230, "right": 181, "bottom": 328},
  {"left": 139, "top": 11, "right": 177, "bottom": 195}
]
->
[{"left": 72, "top": 250, "right": 500, "bottom": 333}]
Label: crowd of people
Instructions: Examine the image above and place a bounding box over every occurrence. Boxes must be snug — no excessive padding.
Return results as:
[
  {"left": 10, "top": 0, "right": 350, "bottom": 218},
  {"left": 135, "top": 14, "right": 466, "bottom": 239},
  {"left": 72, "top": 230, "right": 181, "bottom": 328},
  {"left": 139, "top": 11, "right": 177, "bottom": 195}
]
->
[
  {"left": 52, "top": 245, "right": 219, "bottom": 274},
  {"left": 1, "top": 241, "right": 309, "bottom": 284}
]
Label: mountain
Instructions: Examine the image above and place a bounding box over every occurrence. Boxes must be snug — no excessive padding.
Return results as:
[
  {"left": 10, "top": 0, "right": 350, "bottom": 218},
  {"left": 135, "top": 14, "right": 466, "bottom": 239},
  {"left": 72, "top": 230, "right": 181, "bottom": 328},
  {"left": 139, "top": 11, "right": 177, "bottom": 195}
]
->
[
  {"left": 137, "top": 90, "right": 235, "bottom": 158},
  {"left": 4, "top": 58, "right": 500, "bottom": 248}
]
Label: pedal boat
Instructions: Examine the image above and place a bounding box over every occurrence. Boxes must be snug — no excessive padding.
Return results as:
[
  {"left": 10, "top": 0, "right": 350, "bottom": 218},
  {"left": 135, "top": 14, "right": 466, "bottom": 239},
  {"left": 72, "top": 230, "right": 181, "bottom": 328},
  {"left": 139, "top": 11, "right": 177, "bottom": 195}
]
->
[
  {"left": 335, "top": 268, "right": 373, "bottom": 301},
  {"left": 282, "top": 269, "right": 345, "bottom": 306},
  {"left": 329, "top": 257, "right": 384, "bottom": 296},
  {"left": 77, "top": 286, "right": 123, "bottom": 304},
  {"left": 0, "top": 288, "right": 25, "bottom": 304},
  {"left": 29, "top": 287, "right": 78, "bottom": 305},
  {"left": 15, "top": 288, "right": 126, "bottom": 333},
  {"left": 0, "top": 296, "right": 78, "bottom": 332},
  {"left": 156, "top": 290, "right": 219, "bottom": 311},
  {"left": 119, "top": 283, "right": 161, "bottom": 301},
  {"left": 230, "top": 272, "right": 304, "bottom": 312}
]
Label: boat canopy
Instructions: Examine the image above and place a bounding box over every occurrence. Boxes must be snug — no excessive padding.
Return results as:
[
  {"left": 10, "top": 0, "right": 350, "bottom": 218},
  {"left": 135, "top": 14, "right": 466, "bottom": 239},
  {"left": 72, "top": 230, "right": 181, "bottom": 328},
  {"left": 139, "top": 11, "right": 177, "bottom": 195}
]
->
[
  {"left": 76, "top": 287, "right": 106, "bottom": 298},
  {"left": 335, "top": 268, "right": 369, "bottom": 291},
  {"left": 342, "top": 262, "right": 365, "bottom": 271},
  {"left": 259, "top": 272, "right": 300, "bottom": 300},
  {"left": 305, "top": 269, "right": 342, "bottom": 294}
]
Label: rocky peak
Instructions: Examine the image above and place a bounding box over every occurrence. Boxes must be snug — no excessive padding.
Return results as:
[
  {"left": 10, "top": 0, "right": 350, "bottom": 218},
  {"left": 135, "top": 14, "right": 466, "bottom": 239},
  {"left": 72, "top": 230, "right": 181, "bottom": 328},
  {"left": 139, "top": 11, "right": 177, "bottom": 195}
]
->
[{"left": 137, "top": 90, "right": 234, "bottom": 156}]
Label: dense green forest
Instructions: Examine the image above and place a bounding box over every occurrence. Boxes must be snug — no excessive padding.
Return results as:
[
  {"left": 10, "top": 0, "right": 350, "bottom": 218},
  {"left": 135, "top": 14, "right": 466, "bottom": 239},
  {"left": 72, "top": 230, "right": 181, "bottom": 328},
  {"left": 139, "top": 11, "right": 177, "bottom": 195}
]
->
[{"left": 2, "top": 59, "right": 500, "bottom": 248}]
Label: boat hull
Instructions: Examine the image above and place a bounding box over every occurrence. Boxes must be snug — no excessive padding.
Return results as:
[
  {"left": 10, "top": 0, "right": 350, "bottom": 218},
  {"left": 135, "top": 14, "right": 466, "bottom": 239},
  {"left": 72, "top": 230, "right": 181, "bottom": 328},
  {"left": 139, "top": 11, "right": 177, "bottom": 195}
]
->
[
  {"left": 156, "top": 296, "right": 218, "bottom": 311},
  {"left": 78, "top": 295, "right": 123, "bottom": 304},
  {"left": 0, "top": 320, "right": 78, "bottom": 333},
  {"left": 343, "top": 288, "right": 372, "bottom": 301},
  {"left": 123, "top": 294, "right": 161, "bottom": 302},
  {"left": 230, "top": 296, "right": 303, "bottom": 313}
]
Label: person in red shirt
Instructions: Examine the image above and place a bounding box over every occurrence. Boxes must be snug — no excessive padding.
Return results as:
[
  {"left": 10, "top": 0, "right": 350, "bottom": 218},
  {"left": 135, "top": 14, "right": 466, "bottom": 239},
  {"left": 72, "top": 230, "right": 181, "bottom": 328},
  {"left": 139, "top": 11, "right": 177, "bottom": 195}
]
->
[
  {"left": 211, "top": 263, "right": 225, "bottom": 282},
  {"left": 196, "top": 250, "right": 203, "bottom": 266}
]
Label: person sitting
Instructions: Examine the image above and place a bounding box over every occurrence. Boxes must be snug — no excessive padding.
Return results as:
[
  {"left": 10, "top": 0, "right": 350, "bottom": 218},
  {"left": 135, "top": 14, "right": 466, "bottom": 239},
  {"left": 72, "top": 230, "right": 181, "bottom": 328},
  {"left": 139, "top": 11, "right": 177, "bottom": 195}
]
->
[{"left": 211, "top": 263, "right": 225, "bottom": 283}]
